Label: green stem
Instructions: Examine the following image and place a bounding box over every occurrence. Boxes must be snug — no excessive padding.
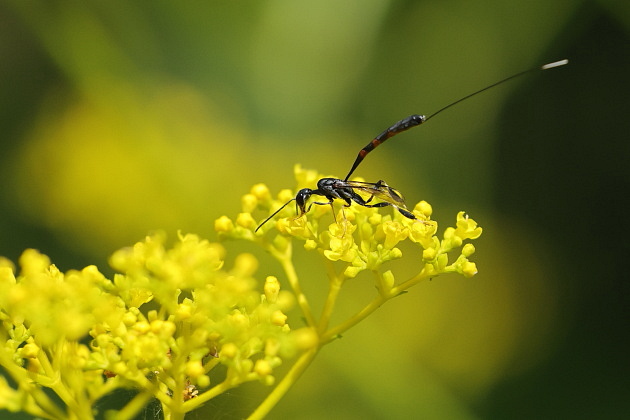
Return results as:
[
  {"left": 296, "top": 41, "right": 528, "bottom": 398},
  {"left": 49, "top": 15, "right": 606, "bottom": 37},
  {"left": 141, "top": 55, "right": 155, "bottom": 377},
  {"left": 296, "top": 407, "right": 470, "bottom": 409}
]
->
[
  {"left": 27, "top": 388, "right": 65, "bottom": 420},
  {"left": 38, "top": 344, "right": 92, "bottom": 420},
  {"left": 0, "top": 350, "right": 65, "bottom": 419},
  {"left": 181, "top": 379, "right": 233, "bottom": 412},
  {"left": 162, "top": 407, "right": 184, "bottom": 420},
  {"left": 321, "top": 294, "right": 387, "bottom": 344},
  {"left": 90, "top": 375, "right": 124, "bottom": 401},
  {"left": 317, "top": 260, "right": 344, "bottom": 334},
  {"left": 390, "top": 267, "right": 434, "bottom": 295},
  {"left": 117, "top": 390, "right": 157, "bottom": 420},
  {"left": 268, "top": 244, "right": 316, "bottom": 327},
  {"left": 322, "top": 268, "right": 435, "bottom": 343},
  {"left": 247, "top": 347, "right": 319, "bottom": 420}
]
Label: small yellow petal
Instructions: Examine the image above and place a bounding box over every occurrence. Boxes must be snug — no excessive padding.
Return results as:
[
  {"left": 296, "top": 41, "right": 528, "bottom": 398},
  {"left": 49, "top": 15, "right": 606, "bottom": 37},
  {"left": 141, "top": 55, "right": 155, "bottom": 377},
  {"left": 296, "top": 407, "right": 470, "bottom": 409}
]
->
[
  {"left": 271, "top": 310, "right": 288, "bottom": 326},
  {"left": 264, "top": 276, "right": 280, "bottom": 303},
  {"left": 241, "top": 194, "right": 258, "bottom": 213},
  {"left": 214, "top": 216, "right": 235, "bottom": 232},
  {"left": 254, "top": 359, "right": 272, "bottom": 377},
  {"left": 250, "top": 183, "right": 271, "bottom": 201},
  {"left": 236, "top": 212, "right": 256, "bottom": 229},
  {"left": 185, "top": 360, "right": 205, "bottom": 378},
  {"left": 462, "top": 261, "right": 478, "bottom": 277},
  {"left": 415, "top": 201, "right": 433, "bottom": 218},
  {"left": 462, "top": 243, "right": 476, "bottom": 257},
  {"left": 422, "top": 248, "right": 437, "bottom": 261}
]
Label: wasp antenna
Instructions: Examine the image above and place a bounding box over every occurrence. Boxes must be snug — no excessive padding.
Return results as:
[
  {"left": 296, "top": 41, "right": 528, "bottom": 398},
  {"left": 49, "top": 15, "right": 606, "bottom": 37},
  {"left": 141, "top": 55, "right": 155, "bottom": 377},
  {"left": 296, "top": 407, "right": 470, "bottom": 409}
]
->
[{"left": 255, "top": 198, "right": 296, "bottom": 232}]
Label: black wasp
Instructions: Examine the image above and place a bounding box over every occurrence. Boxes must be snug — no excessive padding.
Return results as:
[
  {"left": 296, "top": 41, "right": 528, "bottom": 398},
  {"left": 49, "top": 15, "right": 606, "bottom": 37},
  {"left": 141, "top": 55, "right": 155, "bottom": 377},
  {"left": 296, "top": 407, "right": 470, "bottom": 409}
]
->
[{"left": 255, "top": 59, "right": 568, "bottom": 232}]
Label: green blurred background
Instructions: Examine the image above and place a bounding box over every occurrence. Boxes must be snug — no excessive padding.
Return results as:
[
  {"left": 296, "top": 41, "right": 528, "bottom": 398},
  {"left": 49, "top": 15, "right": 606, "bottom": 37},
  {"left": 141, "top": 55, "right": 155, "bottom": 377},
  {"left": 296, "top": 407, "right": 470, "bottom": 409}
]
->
[{"left": 1, "top": 1, "right": 628, "bottom": 419}]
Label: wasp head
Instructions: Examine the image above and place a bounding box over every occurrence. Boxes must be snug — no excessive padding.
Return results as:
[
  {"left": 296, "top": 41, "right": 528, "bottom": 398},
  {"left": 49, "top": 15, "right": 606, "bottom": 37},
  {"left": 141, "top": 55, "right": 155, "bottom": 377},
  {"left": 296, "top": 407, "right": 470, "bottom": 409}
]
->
[{"left": 295, "top": 188, "right": 313, "bottom": 215}]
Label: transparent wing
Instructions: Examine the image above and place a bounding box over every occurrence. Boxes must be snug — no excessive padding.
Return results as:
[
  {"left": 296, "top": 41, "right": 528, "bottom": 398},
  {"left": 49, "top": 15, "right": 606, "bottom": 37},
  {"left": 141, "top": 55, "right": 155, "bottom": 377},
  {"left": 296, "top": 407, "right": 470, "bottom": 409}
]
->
[{"left": 341, "top": 180, "right": 409, "bottom": 208}]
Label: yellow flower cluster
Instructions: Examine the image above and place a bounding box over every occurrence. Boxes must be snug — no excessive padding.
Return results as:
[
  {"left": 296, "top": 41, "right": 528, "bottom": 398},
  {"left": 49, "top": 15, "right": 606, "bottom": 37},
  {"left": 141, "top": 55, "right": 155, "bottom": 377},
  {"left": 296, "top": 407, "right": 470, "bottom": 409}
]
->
[
  {"left": 0, "top": 165, "right": 482, "bottom": 419},
  {"left": 216, "top": 165, "right": 482, "bottom": 287},
  {"left": 211, "top": 165, "right": 482, "bottom": 418},
  {"left": 0, "top": 233, "right": 297, "bottom": 420}
]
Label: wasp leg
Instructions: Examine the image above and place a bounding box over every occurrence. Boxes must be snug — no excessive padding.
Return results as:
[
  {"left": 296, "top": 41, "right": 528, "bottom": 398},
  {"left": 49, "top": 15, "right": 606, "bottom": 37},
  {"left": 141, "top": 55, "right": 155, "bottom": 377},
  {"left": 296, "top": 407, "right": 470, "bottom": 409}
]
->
[
  {"left": 305, "top": 200, "right": 334, "bottom": 212},
  {"left": 304, "top": 200, "right": 339, "bottom": 223},
  {"left": 360, "top": 201, "right": 417, "bottom": 220}
]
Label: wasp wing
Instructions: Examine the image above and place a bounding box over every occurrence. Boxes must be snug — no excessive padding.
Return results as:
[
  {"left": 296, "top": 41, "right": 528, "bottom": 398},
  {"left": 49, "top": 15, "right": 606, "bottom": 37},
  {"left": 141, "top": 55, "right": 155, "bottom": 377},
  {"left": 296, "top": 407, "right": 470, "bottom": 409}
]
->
[{"left": 341, "top": 180, "right": 410, "bottom": 209}]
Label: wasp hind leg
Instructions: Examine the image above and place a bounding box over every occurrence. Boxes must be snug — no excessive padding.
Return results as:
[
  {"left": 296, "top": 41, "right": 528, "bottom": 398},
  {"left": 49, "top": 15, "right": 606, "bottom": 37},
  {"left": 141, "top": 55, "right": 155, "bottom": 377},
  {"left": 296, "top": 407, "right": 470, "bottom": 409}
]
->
[
  {"left": 360, "top": 201, "right": 417, "bottom": 221},
  {"left": 393, "top": 206, "right": 432, "bottom": 225}
]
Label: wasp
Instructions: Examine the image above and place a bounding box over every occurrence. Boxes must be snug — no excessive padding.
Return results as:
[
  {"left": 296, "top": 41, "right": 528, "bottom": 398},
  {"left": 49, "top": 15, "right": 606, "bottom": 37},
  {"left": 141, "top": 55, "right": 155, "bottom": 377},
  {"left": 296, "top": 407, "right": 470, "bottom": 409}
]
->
[
  {"left": 255, "top": 177, "right": 416, "bottom": 232},
  {"left": 255, "top": 59, "right": 568, "bottom": 232}
]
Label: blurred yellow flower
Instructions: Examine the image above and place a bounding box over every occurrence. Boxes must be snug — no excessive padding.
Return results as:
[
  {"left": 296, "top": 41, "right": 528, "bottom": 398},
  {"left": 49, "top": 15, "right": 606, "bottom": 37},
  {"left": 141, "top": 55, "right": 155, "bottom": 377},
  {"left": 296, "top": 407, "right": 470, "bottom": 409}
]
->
[{"left": 0, "top": 233, "right": 297, "bottom": 419}]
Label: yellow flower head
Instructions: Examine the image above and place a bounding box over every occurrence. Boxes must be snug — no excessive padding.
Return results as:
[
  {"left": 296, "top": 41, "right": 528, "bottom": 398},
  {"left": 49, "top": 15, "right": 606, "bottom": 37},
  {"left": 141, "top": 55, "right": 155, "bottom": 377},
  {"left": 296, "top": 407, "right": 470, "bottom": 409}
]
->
[
  {"left": 0, "top": 233, "right": 299, "bottom": 418},
  {"left": 216, "top": 166, "right": 482, "bottom": 286}
]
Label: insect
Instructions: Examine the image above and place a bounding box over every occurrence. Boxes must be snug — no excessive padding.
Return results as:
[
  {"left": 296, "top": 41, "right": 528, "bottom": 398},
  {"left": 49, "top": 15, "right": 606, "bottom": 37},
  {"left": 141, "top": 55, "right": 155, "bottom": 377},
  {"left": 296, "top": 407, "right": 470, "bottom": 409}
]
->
[{"left": 255, "top": 59, "right": 568, "bottom": 232}]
